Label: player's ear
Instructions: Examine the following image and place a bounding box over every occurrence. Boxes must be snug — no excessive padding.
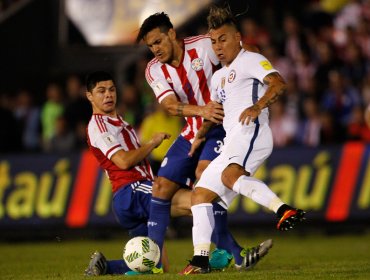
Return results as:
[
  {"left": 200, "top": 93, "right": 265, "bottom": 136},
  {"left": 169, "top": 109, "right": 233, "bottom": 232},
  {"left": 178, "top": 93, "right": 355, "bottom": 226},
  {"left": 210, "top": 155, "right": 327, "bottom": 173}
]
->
[
  {"left": 235, "top": 31, "right": 241, "bottom": 42},
  {"left": 168, "top": 28, "right": 176, "bottom": 41},
  {"left": 86, "top": 91, "right": 93, "bottom": 102}
]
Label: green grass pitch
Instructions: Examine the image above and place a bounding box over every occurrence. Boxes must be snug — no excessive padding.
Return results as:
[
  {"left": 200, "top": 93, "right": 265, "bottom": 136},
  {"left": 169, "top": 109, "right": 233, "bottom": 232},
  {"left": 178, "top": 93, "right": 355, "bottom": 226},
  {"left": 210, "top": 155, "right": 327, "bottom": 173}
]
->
[{"left": 0, "top": 232, "right": 369, "bottom": 279}]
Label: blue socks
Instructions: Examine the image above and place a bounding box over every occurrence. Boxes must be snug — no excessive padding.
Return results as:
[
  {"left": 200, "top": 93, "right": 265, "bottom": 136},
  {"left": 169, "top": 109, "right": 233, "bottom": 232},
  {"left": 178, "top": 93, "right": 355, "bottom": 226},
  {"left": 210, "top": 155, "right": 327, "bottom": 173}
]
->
[
  {"left": 148, "top": 197, "right": 171, "bottom": 266},
  {"left": 106, "top": 260, "right": 129, "bottom": 274},
  {"left": 212, "top": 203, "right": 244, "bottom": 265}
]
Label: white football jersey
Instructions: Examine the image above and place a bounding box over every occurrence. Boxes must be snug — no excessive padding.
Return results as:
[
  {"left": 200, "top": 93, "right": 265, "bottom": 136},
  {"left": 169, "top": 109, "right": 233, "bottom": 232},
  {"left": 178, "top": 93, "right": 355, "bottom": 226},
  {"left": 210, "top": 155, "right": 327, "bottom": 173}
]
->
[
  {"left": 87, "top": 114, "right": 153, "bottom": 192},
  {"left": 146, "top": 35, "right": 220, "bottom": 142},
  {"left": 211, "top": 49, "right": 277, "bottom": 134}
]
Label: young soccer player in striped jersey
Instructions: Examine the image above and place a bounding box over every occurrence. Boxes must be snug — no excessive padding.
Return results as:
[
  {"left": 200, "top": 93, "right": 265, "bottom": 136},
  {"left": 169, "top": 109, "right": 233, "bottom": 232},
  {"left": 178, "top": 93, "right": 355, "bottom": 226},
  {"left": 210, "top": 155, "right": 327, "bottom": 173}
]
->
[
  {"left": 137, "top": 12, "right": 268, "bottom": 271},
  {"left": 180, "top": 5, "right": 305, "bottom": 274},
  {"left": 84, "top": 71, "right": 190, "bottom": 275}
]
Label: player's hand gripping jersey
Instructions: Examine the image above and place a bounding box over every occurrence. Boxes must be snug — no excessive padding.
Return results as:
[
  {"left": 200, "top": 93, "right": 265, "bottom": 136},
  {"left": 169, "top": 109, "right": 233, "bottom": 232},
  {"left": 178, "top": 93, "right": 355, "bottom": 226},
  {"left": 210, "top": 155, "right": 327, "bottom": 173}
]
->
[
  {"left": 87, "top": 114, "right": 153, "bottom": 192},
  {"left": 145, "top": 35, "right": 220, "bottom": 142}
]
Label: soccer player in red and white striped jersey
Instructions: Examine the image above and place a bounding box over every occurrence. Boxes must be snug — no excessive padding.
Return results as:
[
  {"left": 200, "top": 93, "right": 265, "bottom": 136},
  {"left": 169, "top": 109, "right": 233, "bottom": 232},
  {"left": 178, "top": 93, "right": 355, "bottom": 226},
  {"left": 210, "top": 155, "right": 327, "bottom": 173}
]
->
[
  {"left": 137, "top": 12, "right": 247, "bottom": 270},
  {"left": 85, "top": 71, "right": 186, "bottom": 275},
  {"left": 88, "top": 113, "right": 154, "bottom": 192},
  {"left": 145, "top": 34, "right": 221, "bottom": 142}
]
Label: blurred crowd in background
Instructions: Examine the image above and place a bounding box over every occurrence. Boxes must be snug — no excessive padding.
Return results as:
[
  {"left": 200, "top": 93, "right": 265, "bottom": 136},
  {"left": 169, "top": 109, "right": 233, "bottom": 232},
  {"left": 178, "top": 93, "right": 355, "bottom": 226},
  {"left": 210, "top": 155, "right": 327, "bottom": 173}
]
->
[
  {"left": 0, "top": 0, "right": 19, "bottom": 13},
  {"left": 0, "top": 0, "right": 370, "bottom": 166}
]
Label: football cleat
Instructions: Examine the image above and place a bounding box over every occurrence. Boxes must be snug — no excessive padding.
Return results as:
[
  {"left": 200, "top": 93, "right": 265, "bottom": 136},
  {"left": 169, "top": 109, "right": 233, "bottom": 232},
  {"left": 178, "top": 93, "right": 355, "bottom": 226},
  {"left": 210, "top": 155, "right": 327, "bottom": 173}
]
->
[
  {"left": 84, "top": 251, "right": 107, "bottom": 276},
  {"left": 125, "top": 266, "right": 163, "bottom": 275},
  {"left": 277, "top": 208, "right": 305, "bottom": 231},
  {"left": 235, "top": 239, "right": 273, "bottom": 270},
  {"left": 178, "top": 262, "right": 211, "bottom": 275},
  {"left": 209, "top": 248, "right": 234, "bottom": 270}
]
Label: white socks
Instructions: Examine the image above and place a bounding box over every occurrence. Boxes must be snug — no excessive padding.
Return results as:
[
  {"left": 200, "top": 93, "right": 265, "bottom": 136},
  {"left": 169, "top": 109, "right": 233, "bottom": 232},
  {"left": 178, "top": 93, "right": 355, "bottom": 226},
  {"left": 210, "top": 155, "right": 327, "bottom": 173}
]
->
[
  {"left": 232, "top": 175, "right": 284, "bottom": 213},
  {"left": 191, "top": 203, "right": 214, "bottom": 256}
]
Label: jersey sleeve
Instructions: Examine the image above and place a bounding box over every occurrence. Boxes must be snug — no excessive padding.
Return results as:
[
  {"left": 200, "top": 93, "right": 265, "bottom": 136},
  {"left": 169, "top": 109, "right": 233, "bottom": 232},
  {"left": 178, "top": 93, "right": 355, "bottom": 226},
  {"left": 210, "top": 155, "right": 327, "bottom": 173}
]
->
[
  {"left": 242, "top": 52, "right": 278, "bottom": 83},
  {"left": 145, "top": 60, "right": 174, "bottom": 103},
  {"left": 88, "top": 121, "right": 123, "bottom": 159}
]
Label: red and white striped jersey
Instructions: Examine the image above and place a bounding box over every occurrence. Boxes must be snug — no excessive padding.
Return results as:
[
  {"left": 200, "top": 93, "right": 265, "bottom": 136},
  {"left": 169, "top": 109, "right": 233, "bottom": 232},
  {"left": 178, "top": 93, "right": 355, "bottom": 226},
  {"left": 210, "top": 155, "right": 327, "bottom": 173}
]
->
[
  {"left": 87, "top": 114, "right": 154, "bottom": 193},
  {"left": 145, "top": 35, "right": 220, "bottom": 142}
]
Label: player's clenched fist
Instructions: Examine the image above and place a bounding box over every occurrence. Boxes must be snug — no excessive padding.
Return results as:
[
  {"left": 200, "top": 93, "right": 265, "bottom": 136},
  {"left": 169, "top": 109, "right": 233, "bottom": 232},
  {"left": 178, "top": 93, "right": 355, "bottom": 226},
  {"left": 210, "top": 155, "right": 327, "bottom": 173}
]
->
[
  {"left": 201, "top": 101, "right": 224, "bottom": 124},
  {"left": 149, "top": 132, "right": 171, "bottom": 148}
]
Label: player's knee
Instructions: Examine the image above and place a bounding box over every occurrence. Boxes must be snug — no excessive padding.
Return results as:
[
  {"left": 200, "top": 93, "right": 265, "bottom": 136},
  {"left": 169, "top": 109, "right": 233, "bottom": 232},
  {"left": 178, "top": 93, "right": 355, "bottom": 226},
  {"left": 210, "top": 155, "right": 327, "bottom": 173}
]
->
[
  {"left": 191, "top": 187, "right": 216, "bottom": 206},
  {"left": 152, "top": 177, "right": 179, "bottom": 200},
  {"left": 221, "top": 164, "right": 247, "bottom": 188},
  {"left": 191, "top": 190, "right": 205, "bottom": 206}
]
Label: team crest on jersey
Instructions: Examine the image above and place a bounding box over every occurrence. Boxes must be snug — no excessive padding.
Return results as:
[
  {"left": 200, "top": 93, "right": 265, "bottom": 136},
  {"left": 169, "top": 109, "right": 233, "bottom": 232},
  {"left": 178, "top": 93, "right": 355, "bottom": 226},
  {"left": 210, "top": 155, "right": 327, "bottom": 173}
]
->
[
  {"left": 228, "top": 70, "right": 236, "bottom": 83},
  {"left": 191, "top": 58, "right": 204, "bottom": 71}
]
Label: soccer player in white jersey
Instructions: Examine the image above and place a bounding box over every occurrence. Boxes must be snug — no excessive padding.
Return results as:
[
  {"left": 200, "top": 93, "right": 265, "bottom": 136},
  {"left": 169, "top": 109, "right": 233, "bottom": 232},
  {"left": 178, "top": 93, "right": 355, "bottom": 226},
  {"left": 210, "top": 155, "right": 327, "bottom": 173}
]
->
[
  {"left": 137, "top": 12, "right": 269, "bottom": 270},
  {"left": 84, "top": 71, "right": 191, "bottom": 275},
  {"left": 180, "top": 5, "right": 305, "bottom": 274}
]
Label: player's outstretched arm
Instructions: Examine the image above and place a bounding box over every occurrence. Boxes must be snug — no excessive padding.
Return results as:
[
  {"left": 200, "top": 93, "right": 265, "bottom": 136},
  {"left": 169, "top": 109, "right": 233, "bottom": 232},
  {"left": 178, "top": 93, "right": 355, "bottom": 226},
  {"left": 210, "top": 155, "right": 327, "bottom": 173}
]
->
[
  {"left": 111, "top": 132, "right": 170, "bottom": 170},
  {"left": 161, "top": 95, "right": 224, "bottom": 123},
  {"left": 239, "top": 72, "right": 286, "bottom": 125}
]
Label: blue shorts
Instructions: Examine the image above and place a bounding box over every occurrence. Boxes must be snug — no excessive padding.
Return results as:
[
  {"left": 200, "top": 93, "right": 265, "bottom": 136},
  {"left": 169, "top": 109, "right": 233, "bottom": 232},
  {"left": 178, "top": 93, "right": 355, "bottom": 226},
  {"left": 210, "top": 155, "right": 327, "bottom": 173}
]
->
[
  {"left": 112, "top": 181, "right": 152, "bottom": 237},
  {"left": 158, "top": 124, "right": 225, "bottom": 188}
]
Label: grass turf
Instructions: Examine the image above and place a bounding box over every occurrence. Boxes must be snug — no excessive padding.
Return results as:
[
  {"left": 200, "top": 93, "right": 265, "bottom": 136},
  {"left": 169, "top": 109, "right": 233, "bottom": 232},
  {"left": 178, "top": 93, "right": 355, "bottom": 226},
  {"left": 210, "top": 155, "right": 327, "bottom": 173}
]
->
[{"left": 0, "top": 232, "right": 369, "bottom": 279}]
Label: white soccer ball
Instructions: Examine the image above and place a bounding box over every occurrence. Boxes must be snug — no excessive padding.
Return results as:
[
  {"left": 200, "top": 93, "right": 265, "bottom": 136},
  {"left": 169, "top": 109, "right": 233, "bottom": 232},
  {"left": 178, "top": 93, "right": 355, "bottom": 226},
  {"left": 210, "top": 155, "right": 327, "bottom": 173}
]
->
[{"left": 123, "top": 236, "right": 160, "bottom": 272}]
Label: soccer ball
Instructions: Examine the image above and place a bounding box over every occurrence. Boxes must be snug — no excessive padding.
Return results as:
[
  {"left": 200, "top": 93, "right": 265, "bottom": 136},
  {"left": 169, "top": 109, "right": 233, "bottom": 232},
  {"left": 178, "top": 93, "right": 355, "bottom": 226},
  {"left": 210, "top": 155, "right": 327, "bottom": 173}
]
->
[{"left": 123, "top": 236, "right": 160, "bottom": 272}]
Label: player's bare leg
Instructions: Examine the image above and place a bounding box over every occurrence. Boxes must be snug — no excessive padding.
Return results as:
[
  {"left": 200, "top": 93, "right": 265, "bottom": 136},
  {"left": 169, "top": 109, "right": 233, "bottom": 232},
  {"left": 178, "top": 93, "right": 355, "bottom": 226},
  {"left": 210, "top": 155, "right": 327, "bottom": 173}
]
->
[
  {"left": 153, "top": 176, "right": 180, "bottom": 200},
  {"left": 171, "top": 188, "right": 192, "bottom": 217}
]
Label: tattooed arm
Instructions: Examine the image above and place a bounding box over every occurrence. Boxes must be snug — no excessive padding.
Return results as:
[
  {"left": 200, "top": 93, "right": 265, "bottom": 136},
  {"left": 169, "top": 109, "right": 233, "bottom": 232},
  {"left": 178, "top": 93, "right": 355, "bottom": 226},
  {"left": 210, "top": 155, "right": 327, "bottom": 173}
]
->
[
  {"left": 239, "top": 72, "right": 287, "bottom": 125},
  {"left": 161, "top": 95, "right": 224, "bottom": 123}
]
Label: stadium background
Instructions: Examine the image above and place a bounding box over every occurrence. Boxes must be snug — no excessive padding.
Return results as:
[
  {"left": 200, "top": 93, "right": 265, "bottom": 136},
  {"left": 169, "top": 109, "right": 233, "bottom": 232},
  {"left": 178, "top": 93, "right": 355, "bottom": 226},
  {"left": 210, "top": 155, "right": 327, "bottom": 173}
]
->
[{"left": 0, "top": 0, "right": 369, "bottom": 239}]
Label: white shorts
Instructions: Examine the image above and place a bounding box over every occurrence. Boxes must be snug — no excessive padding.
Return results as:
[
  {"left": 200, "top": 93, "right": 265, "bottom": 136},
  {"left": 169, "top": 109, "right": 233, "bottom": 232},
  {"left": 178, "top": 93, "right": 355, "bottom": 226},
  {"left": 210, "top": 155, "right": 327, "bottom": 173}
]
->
[{"left": 195, "top": 122, "right": 273, "bottom": 208}]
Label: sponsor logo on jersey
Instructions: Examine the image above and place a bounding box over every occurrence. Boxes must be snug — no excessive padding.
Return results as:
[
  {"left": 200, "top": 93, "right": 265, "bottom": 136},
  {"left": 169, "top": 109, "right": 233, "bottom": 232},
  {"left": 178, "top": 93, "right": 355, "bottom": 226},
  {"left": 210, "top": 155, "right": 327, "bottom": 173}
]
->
[
  {"left": 228, "top": 70, "right": 236, "bottom": 83},
  {"left": 221, "top": 77, "right": 225, "bottom": 89},
  {"left": 228, "top": 155, "right": 238, "bottom": 160},
  {"left": 191, "top": 58, "right": 204, "bottom": 71},
  {"left": 217, "top": 89, "right": 226, "bottom": 104},
  {"left": 260, "top": 60, "right": 273, "bottom": 70}
]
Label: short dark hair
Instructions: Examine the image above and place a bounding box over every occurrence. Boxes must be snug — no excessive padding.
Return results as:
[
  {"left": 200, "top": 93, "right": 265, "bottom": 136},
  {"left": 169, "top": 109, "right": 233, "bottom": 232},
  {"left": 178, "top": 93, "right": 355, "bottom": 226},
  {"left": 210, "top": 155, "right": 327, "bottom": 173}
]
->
[
  {"left": 136, "top": 12, "right": 173, "bottom": 43},
  {"left": 207, "top": 4, "right": 239, "bottom": 31},
  {"left": 85, "top": 71, "right": 114, "bottom": 92}
]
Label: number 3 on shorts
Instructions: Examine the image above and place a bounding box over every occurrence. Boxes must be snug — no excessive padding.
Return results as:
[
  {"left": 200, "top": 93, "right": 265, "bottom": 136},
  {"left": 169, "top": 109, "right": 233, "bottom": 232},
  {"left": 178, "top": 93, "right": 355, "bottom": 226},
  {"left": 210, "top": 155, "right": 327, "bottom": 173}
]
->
[{"left": 214, "top": 140, "right": 224, "bottom": 154}]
